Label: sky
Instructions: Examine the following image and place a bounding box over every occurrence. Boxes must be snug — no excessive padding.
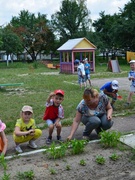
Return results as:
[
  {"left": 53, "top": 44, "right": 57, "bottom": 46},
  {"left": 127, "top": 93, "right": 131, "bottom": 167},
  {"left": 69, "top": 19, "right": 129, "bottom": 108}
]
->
[{"left": 0, "top": 0, "right": 130, "bottom": 26}]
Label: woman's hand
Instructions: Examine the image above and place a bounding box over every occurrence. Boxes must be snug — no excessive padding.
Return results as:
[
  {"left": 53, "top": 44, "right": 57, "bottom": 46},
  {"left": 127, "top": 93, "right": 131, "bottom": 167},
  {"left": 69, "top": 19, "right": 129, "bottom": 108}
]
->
[
  {"left": 106, "top": 102, "right": 113, "bottom": 120},
  {"left": 67, "top": 135, "right": 72, "bottom": 141}
]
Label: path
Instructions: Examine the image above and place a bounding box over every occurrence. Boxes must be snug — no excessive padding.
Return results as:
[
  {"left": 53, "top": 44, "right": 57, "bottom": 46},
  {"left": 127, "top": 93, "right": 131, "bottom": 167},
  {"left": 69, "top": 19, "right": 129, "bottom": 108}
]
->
[{"left": 91, "top": 77, "right": 130, "bottom": 91}]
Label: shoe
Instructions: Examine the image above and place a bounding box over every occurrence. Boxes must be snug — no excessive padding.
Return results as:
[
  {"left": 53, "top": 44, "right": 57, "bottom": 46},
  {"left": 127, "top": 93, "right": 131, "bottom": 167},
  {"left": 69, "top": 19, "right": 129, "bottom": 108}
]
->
[
  {"left": 46, "top": 136, "right": 52, "bottom": 144},
  {"left": 28, "top": 140, "right": 38, "bottom": 149},
  {"left": 95, "top": 127, "right": 102, "bottom": 135},
  {"left": 82, "top": 136, "right": 89, "bottom": 140},
  {"left": 15, "top": 145, "right": 23, "bottom": 153},
  {"left": 57, "top": 135, "right": 62, "bottom": 141}
]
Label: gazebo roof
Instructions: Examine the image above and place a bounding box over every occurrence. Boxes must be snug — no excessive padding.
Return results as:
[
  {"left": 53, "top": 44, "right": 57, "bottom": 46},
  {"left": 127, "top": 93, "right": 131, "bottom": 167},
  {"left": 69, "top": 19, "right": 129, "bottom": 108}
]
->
[{"left": 57, "top": 37, "right": 96, "bottom": 51}]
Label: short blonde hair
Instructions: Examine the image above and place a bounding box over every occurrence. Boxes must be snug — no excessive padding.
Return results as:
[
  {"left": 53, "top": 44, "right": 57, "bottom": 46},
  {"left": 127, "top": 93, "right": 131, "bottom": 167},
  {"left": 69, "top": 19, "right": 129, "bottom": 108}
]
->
[{"left": 83, "top": 88, "right": 99, "bottom": 100}]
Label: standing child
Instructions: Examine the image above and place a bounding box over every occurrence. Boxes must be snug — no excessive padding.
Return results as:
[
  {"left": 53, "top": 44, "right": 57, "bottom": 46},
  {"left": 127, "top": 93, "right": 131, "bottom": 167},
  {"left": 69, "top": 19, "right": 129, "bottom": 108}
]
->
[
  {"left": 0, "top": 120, "right": 8, "bottom": 156},
  {"left": 125, "top": 60, "right": 135, "bottom": 106},
  {"left": 43, "top": 89, "right": 64, "bottom": 144},
  {"left": 77, "top": 60, "right": 86, "bottom": 89},
  {"left": 84, "top": 58, "right": 92, "bottom": 87},
  {"left": 13, "top": 105, "right": 42, "bottom": 153}
]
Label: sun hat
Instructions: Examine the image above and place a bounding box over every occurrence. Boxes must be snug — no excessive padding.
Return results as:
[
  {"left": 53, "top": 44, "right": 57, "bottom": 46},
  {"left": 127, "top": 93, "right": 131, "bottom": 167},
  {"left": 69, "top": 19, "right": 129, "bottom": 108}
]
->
[
  {"left": 129, "top": 60, "right": 135, "bottom": 63},
  {"left": 22, "top": 105, "right": 33, "bottom": 113},
  {"left": 54, "top": 89, "right": 64, "bottom": 96},
  {"left": 0, "top": 120, "right": 6, "bottom": 132},
  {"left": 111, "top": 80, "right": 119, "bottom": 90}
]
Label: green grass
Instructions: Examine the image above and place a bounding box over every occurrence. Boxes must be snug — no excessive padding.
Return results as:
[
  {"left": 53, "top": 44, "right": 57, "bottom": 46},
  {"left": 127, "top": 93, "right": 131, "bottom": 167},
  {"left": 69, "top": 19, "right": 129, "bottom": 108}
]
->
[{"left": 0, "top": 61, "right": 133, "bottom": 134}]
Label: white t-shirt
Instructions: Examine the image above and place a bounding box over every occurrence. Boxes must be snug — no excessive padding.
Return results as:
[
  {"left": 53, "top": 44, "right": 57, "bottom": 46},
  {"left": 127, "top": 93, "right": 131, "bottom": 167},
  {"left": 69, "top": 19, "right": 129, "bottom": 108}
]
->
[{"left": 78, "top": 63, "right": 85, "bottom": 76}]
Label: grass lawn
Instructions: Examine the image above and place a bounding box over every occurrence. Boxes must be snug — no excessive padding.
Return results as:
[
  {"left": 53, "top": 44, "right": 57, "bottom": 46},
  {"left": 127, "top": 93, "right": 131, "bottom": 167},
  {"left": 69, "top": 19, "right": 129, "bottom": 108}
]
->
[{"left": 0, "top": 61, "right": 134, "bottom": 133}]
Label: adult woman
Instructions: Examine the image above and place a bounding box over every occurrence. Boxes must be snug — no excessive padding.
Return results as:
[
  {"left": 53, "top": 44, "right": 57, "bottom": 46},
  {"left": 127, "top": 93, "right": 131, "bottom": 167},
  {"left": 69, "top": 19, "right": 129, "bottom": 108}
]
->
[{"left": 67, "top": 88, "right": 113, "bottom": 140}]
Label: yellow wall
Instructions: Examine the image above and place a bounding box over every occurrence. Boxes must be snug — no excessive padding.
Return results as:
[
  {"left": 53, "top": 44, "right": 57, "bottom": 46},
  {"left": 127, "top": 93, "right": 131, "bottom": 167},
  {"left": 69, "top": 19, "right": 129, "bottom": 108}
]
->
[
  {"left": 75, "top": 39, "right": 95, "bottom": 49},
  {"left": 127, "top": 51, "right": 135, "bottom": 62}
]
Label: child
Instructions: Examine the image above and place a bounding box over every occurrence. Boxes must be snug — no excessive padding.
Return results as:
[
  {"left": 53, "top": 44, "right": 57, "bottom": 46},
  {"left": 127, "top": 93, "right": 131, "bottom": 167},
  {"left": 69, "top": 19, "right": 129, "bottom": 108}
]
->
[
  {"left": 125, "top": 60, "right": 135, "bottom": 106},
  {"left": 84, "top": 58, "right": 92, "bottom": 87},
  {"left": 100, "top": 80, "right": 119, "bottom": 110},
  {"left": 77, "top": 60, "right": 86, "bottom": 89},
  {"left": 43, "top": 89, "right": 64, "bottom": 144},
  {"left": 13, "top": 105, "right": 42, "bottom": 153},
  {"left": 0, "top": 120, "right": 8, "bottom": 156}
]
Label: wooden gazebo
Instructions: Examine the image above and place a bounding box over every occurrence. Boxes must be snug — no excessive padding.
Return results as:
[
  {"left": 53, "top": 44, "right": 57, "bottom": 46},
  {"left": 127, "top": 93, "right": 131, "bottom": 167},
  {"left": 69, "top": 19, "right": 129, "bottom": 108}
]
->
[{"left": 57, "top": 37, "right": 96, "bottom": 74}]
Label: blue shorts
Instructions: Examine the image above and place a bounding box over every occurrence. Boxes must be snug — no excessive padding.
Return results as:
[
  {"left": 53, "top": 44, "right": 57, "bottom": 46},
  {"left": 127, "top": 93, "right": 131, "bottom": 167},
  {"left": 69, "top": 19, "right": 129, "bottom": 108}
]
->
[
  {"left": 78, "top": 75, "right": 85, "bottom": 84},
  {"left": 46, "top": 119, "right": 61, "bottom": 126},
  {"left": 85, "top": 74, "right": 90, "bottom": 80}
]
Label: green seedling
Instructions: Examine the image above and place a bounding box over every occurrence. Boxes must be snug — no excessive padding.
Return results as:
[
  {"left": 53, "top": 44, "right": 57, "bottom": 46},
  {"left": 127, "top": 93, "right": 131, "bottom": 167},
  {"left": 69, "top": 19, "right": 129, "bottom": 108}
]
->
[
  {"left": 79, "top": 159, "right": 86, "bottom": 166},
  {"left": 100, "top": 130, "right": 121, "bottom": 148},
  {"left": 16, "top": 170, "right": 34, "bottom": 180},
  {"left": 109, "top": 153, "right": 120, "bottom": 161},
  {"left": 95, "top": 155, "right": 106, "bottom": 165},
  {"left": 65, "top": 164, "right": 71, "bottom": 170},
  {"left": 69, "top": 139, "right": 87, "bottom": 155},
  {"left": 1, "top": 172, "right": 10, "bottom": 180},
  {"left": 47, "top": 142, "right": 67, "bottom": 159},
  {"left": 49, "top": 168, "right": 57, "bottom": 175},
  {"left": 0, "top": 154, "right": 10, "bottom": 179}
]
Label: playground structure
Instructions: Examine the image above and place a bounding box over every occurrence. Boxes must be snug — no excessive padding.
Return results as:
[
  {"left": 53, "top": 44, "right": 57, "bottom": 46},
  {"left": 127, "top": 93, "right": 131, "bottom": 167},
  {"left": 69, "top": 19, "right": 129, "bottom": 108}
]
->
[
  {"left": 126, "top": 51, "right": 135, "bottom": 62},
  {"left": 57, "top": 37, "right": 96, "bottom": 74}
]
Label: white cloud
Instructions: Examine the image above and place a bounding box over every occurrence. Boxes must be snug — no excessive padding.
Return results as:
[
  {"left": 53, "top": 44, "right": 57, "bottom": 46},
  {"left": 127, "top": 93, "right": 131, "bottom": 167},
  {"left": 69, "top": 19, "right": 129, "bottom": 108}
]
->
[{"left": 0, "top": 0, "right": 130, "bottom": 26}]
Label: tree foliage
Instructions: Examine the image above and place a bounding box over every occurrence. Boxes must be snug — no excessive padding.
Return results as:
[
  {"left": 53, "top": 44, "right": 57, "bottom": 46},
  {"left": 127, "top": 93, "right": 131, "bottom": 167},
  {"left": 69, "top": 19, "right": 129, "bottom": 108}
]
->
[
  {"left": 10, "top": 10, "right": 55, "bottom": 61},
  {"left": 0, "top": 27, "right": 23, "bottom": 59},
  {"left": 51, "top": 0, "right": 92, "bottom": 44},
  {"left": 92, "top": 0, "right": 135, "bottom": 52}
]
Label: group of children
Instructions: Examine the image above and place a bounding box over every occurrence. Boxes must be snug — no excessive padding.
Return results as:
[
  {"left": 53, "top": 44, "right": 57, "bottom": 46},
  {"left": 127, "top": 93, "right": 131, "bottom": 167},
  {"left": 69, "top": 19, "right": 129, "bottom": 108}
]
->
[
  {"left": 1, "top": 60, "right": 135, "bottom": 156},
  {"left": 77, "top": 58, "right": 92, "bottom": 88},
  {"left": 0, "top": 89, "right": 65, "bottom": 155}
]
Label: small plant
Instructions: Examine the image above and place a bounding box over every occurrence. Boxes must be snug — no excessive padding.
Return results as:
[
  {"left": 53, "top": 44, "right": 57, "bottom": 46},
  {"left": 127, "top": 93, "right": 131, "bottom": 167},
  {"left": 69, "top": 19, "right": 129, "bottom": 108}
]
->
[
  {"left": 16, "top": 170, "right": 34, "bottom": 180},
  {"left": 129, "top": 149, "right": 135, "bottom": 161},
  {"left": 46, "top": 142, "right": 67, "bottom": 159},
  {"left": 0, "top": 154, "right": 10, "bottom": 179},
  {"left": 100, "top": 130, "right": 121, "bottom": 148},
  {"left": 79, "top": 159, "right": 86, "bottom": 166},
  {"left": 109, "top": 153, "right": 120, "bottom": 161},
  {"left": 95, "top": 155, "right": 106, "bottom": 165},
  {"left": 49, "top": 168, "right": 57, "bottom": 175},
  {"left": 69, "top": 139, "right": 87, "bottom": 155},
  {"left": 1, "top": 172, "right": 10, "bottom": 180},
  {"left": 65, "top": 164, "right": 71, "bottom": 170}
]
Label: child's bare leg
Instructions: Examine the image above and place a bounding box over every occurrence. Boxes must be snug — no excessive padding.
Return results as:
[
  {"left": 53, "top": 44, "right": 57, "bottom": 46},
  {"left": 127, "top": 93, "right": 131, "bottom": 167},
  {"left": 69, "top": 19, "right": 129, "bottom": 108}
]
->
[
  {"left": 56, "top": 124, "right": 61, "bottom": 136},
  {"left": 127, "top": 92, "right": 134, "bottom": 103},
  {"left": 48, "top": 124, "right": 54, "bottom": 137}
]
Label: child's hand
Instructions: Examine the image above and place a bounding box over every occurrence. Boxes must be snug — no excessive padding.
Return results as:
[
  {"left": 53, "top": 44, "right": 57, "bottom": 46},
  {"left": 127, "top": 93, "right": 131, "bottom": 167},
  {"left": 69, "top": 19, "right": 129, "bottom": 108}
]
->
[
  {"left": 28, "top": 129, "right": 35, "bottom": 136},
  {"left": 49, "top": 92, "right": 55, "bottom": 98}
]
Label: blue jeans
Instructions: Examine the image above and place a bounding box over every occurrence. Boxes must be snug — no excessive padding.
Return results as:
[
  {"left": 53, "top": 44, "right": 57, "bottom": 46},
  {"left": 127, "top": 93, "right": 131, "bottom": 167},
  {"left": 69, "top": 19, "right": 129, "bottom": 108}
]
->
[{"left": 81, "top": 114, "right": 113, "bottom": 136}]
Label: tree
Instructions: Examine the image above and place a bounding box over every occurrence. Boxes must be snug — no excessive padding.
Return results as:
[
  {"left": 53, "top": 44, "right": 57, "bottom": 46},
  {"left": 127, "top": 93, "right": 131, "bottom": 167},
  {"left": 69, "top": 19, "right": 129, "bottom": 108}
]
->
[
  {"left": 92, "top": 12, "right": 119, "bottom": 50},
  {"left": 0, "top": 27, "right": 23, "bottom": 60},
  {"left": 92, "top": 0, "right": 135, "bottom": 53},
  {"left": 114, "top": 0, "right": 135, "bottom": 51},
  {"left": 10, "top": 10, "right": 55, "bottom": 61},
  {"left": 51, "top": 0, "right": 92, "bottom": 44}
]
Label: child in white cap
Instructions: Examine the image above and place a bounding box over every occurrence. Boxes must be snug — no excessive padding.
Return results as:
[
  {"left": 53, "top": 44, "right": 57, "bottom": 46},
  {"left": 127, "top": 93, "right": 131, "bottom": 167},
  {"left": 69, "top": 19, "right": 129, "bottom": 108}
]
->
[
  {"left": 13, "top": 105, "right": 42, "bottom": 153},
  {"left": 125, "top": 60, "right": 135, "bottom": 106},
  {"left": 0, "top": 120, "right": 8, "bottom": 156},
  {"left": 100, "top": 80, "right": 119, "bottom": 110}
]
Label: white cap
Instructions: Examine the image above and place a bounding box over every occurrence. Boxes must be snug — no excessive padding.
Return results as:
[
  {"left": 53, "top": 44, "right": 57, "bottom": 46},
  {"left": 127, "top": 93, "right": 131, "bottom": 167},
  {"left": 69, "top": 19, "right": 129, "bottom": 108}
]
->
[
  {"left": 22, "top": 105, "right": 33, "bottom": 113},
  {"left": 112, "top": 80, "right": 119, "bottom": 90},
  {"left": 129, "top": 60, "right": 135, "bottom": 63}
]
